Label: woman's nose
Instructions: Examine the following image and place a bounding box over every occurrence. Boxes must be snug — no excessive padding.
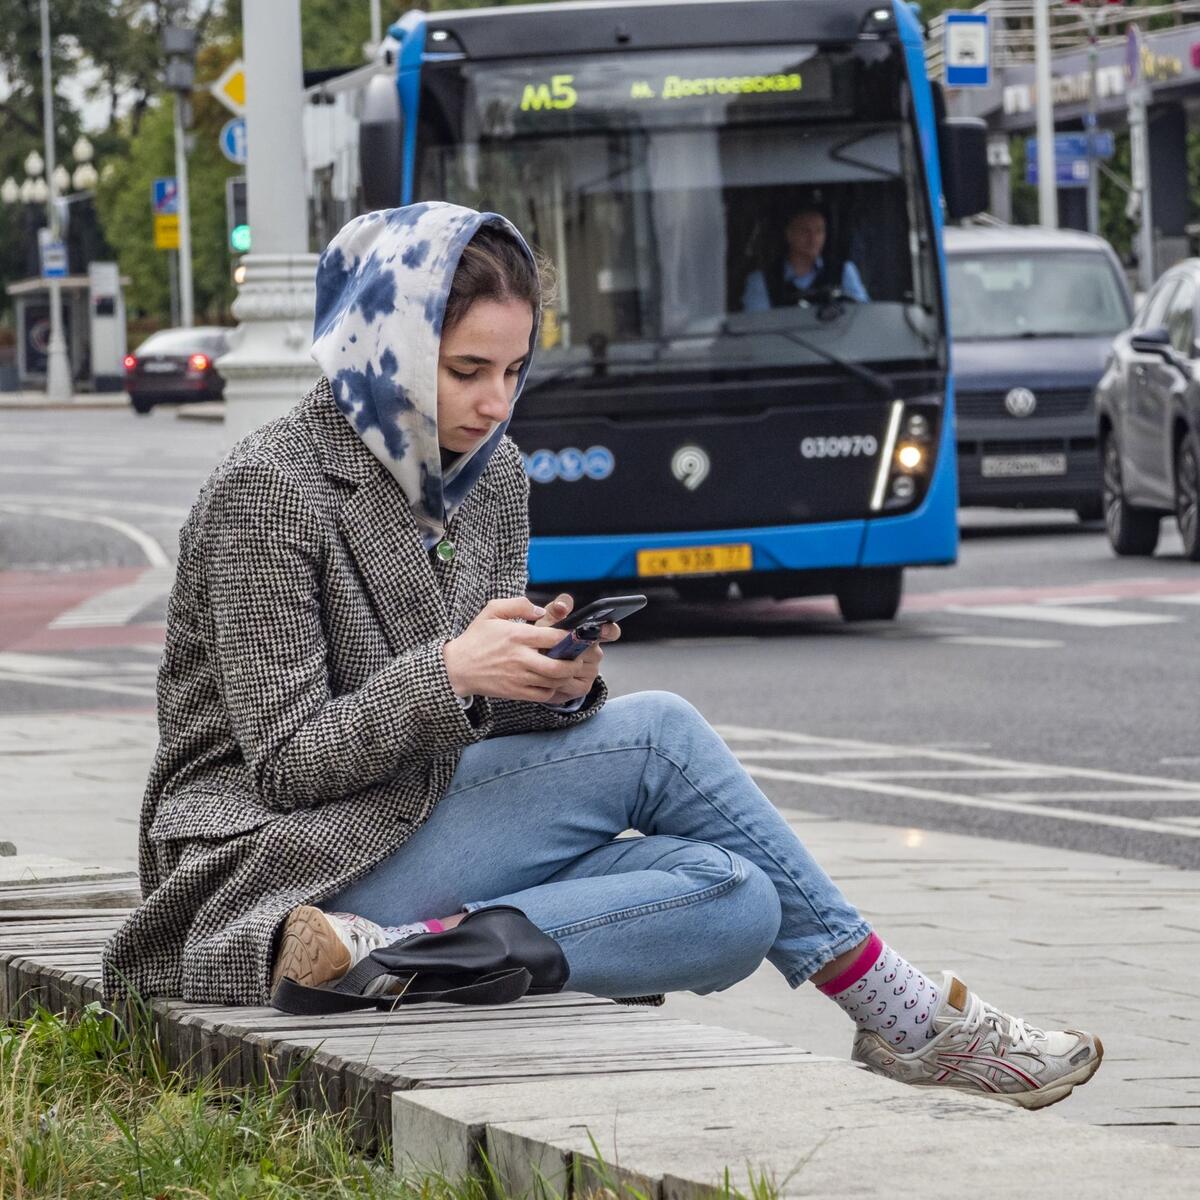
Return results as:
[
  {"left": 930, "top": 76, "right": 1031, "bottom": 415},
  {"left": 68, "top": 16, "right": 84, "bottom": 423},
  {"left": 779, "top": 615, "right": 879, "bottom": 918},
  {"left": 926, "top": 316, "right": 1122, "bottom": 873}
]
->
[{"left": 479, "top": 378, "right": 511, "bottom": 421}]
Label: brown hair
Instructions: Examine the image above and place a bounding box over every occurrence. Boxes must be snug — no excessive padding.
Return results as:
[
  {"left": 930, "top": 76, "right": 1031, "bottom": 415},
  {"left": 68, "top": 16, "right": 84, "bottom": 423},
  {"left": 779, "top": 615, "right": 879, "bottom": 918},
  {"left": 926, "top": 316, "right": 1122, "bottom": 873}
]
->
[{"left": 442, "top": 222, "right": 553, "bottom": 334}]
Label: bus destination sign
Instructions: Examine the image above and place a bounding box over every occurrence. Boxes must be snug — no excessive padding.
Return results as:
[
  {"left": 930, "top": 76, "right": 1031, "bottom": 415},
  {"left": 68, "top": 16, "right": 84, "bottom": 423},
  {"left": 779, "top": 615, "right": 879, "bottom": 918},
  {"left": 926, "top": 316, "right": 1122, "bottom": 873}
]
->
[{"left": 468, "top": 49, "right": 840, "bottom": 134}]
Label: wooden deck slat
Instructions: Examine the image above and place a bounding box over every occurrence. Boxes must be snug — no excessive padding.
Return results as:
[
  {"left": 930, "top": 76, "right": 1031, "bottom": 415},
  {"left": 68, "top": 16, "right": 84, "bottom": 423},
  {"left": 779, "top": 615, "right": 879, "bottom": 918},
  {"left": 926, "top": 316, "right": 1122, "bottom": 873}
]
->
[{"left": 2, "top": 904, "right": 809, "bottom": 1153}]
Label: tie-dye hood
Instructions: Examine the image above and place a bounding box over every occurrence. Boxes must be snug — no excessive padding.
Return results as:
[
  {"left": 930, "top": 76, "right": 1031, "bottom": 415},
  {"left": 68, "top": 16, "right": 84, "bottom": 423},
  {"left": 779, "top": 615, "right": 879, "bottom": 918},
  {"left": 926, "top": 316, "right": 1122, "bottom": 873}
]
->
[{"left": 312, "top": 202, "right": 538, "bottom": 547}]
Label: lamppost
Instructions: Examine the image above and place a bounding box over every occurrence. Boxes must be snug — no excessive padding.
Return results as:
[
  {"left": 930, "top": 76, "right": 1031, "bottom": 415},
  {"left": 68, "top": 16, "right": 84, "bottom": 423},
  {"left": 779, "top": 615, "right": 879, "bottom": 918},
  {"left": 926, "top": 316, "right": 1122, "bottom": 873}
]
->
[
  {"left": 218, "top": 0, "right": 320, "bottom": 439},
  {"left": 38, "top": 0, "right": 72, "bottom": 400}
]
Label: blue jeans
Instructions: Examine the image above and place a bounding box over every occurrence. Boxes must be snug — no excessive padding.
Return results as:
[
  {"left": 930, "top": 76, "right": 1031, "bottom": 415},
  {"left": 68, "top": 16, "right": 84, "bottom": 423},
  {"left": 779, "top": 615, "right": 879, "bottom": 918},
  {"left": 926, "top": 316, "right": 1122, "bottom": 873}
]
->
[{"left": 325, "top": 692, "right": 870, "bottom": 998}]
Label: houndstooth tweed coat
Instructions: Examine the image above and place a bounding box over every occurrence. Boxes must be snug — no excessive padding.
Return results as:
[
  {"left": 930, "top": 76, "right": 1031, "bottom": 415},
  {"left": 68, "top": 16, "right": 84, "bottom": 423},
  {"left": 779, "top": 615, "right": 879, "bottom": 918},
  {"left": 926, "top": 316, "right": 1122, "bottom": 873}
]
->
[{"left": 101, "top": 378, "right": 605, "bottom": 1005}]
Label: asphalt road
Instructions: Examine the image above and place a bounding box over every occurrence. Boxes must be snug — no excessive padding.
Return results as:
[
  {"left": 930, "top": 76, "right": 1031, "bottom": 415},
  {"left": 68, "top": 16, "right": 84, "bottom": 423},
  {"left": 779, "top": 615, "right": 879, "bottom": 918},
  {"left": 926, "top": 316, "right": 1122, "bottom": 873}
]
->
[{"left": 3, "top": 407, "right": 1198, "bottom": 868}]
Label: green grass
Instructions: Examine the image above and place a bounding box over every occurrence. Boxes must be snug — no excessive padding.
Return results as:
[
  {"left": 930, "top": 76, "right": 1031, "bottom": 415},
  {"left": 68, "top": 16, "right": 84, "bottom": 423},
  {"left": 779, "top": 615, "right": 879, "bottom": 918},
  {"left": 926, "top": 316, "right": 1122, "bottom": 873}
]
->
[
  {"left": 0, "top": 1000, "right": 473, "bottom": 1199},
  {"left": 0, "top": 1000, "right": 786, "bottom": 1200}
]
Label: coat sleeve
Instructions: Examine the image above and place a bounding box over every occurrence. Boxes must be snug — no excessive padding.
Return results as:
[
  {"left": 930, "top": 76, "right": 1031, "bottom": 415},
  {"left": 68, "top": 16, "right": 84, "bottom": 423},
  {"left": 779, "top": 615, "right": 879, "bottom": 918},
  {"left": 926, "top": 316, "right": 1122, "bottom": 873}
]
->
[
  {"left": 483, "top": 441, "right": 607, "bottom": 738},
  {"left": 202, "top": 460, "right": 490, "bottom": 811}
]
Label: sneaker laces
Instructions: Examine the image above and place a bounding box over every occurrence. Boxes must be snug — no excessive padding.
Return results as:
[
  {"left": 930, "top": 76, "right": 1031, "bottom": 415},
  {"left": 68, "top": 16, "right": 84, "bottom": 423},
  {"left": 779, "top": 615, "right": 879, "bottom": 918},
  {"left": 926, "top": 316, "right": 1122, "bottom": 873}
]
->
[{"left": 959, "top": 989, "right": 1046, "bottom": 1054}]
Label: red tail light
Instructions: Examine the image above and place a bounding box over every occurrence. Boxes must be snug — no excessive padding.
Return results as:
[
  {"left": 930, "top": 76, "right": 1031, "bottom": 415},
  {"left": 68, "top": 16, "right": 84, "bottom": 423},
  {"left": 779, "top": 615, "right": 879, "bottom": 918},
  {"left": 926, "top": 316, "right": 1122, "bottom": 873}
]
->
[
  {"left": 189, "top": 353, "right": 210, "bottom": 372},
  {"left": 123, "top": 355, "right": 137, "bottom": 371}
]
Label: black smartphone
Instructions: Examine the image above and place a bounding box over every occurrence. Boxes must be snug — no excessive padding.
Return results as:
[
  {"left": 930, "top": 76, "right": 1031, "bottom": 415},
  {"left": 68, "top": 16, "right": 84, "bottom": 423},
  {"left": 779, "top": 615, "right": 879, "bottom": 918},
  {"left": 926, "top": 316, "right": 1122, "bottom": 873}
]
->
[{"left": 544, "top": 594, "right": 648, "bottom": 661}]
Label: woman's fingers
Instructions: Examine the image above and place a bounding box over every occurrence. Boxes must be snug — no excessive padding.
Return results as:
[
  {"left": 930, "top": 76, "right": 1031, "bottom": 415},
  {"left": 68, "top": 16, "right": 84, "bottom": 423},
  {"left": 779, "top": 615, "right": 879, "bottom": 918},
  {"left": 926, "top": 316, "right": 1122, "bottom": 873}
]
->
[
  {"left": 483, "top": 596, "right": 547, "bottom": 623},
  {"left": 533, "top": 594, "right": 573, "bottom": 628},
  {"left": 597, "top": 621, "right": 621, "bottom": 644}
]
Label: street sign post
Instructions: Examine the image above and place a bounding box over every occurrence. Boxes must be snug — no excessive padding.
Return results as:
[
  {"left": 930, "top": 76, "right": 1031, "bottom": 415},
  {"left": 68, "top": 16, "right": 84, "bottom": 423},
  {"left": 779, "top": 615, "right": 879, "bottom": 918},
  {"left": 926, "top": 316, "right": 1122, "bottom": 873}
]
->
[
  {"left": 37, "top": 228, "right": 68, "bottom": 278},
  {"left": 154, "top": 214, "right": 180, "bottom": 250},
  {"left": 1025, "top": 132, "right": 1116, "bottom": 187},
  {"left": 219, "top": 116, "right": 248, "bottom": 165},
  {"left": 211, "top": 59, "right": 246, "bottom": 116},
  {"left": 945, "top": 11, "right": 990, "bottom": 89},
  {"left": 151, "top": 176, "right": 179, "bottom": 216}
]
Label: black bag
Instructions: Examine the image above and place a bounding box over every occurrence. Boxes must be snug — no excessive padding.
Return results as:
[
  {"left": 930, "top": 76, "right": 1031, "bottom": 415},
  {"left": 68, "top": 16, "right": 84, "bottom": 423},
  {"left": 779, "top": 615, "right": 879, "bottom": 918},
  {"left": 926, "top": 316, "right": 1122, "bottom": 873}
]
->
[{"left": 270, "top": 905, "right": 570, "bottom": 1015}]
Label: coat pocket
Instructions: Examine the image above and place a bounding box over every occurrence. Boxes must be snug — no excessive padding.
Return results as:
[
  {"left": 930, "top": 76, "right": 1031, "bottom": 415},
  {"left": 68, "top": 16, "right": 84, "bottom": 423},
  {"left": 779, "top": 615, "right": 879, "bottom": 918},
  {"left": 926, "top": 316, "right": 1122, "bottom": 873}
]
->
[{"left": 148, "top": 787, "right": 280, "bottom": 844}]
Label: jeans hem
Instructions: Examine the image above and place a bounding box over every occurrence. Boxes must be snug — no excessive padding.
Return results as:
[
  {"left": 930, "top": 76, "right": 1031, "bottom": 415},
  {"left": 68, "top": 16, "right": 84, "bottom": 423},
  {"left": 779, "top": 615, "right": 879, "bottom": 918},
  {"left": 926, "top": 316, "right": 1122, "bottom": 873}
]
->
[{"left": 782, "top": 920, "right": 873, "bottom": 989}]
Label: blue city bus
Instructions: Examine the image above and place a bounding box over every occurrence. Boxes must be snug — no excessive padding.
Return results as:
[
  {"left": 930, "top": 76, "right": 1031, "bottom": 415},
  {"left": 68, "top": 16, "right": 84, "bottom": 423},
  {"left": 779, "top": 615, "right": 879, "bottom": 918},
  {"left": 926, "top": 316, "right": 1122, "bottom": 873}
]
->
[{"left": 358, "top": 0, "right": 987, "bottom": 620}]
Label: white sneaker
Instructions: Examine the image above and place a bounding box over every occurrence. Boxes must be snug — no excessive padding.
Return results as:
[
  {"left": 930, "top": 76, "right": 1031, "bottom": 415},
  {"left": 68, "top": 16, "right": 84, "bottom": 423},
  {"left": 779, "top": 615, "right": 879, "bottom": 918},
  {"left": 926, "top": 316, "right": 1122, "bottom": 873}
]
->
[
  {"left": 852, "top": 972, "right": 1104, "bottom": 1110},
  {"left": 271, "top": 906, "right": 390, "bottom": 992}
]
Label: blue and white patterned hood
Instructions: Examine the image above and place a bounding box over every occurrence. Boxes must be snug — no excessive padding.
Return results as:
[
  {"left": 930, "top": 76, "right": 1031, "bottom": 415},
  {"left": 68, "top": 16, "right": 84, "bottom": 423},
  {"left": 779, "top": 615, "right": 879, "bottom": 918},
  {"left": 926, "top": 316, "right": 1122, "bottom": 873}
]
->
[{"left": 312, "top": 202, "right": 538, "bottom": 547}]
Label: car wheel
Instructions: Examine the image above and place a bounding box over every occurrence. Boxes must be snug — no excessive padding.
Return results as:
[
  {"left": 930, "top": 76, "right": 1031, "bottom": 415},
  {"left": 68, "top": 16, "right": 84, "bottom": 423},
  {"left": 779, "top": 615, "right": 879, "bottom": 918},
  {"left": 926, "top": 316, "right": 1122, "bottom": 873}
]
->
[
  {"left": 835, "top": 568, "right": 903, "bottom": 622},
  {"left": 1102, "top": 434, "right": 1160, "bottom": 556},
  {"left": 1175, "top": 433, "right": 1200, "bottom": 562},
  {"left": 131, "top": 395, "right": 154, "bottom": 415}
]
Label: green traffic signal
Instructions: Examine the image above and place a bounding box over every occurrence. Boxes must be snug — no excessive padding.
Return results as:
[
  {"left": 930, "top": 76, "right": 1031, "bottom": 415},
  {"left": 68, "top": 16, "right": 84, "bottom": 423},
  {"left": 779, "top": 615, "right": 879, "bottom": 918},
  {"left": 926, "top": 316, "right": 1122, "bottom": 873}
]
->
[{"left": 230, "top": 224, "right": 251, "bottom": 253}]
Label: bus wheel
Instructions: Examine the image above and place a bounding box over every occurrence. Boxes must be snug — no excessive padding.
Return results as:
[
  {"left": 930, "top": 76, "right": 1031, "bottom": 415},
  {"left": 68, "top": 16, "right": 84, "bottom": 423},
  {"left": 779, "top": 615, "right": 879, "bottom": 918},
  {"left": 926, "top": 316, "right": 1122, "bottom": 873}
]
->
[{"left": 836, "top": 568, "right": 903, "bottom": 622}]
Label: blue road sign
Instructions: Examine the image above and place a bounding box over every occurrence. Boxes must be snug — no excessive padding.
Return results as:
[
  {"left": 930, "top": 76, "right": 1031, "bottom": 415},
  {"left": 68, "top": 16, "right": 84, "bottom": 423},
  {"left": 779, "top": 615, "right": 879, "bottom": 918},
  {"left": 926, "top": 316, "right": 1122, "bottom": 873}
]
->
[
  {"left": 219, "top": 117, "right": 247, "bottom": 166},
  {"left": 152, "top": 177, "right": 179, "bottom": 216},
  {"left": 38, "top": 228, "right": 68, "bottom": 278},
  {"left": 945, "top": 12, "right": 990, "bottom": 89},
  {"left": 1026, "top": 133, "right": 1116, "bottom": 188}
]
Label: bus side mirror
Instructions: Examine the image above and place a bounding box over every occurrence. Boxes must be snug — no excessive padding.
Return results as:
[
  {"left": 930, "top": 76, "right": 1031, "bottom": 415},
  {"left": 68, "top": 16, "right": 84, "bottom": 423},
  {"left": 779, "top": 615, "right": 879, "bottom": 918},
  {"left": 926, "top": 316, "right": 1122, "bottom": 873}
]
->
[
  {"left": 938, "top": 117, "right": 989, "bottom": 220},
  {"left": 359, "top": 72, "right": 404, "bottom": 212}
]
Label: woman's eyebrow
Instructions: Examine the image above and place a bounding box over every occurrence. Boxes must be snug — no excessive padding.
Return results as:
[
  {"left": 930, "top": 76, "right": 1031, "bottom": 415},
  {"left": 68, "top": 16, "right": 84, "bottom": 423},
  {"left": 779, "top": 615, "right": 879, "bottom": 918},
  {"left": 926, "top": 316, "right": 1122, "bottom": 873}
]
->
[{"left": 445, "top": 353, "right": 528, "bottom": 368}]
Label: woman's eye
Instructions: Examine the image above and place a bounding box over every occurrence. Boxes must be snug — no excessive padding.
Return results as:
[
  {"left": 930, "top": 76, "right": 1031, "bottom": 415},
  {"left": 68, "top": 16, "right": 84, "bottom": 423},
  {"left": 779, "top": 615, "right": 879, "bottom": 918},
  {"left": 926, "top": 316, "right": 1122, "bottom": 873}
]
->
[
  {"left": 506, "top": 366, "right": 523, "bottom": 377},
  {"left": 449, "top": 369, "right": 477, "bottom": 382}
]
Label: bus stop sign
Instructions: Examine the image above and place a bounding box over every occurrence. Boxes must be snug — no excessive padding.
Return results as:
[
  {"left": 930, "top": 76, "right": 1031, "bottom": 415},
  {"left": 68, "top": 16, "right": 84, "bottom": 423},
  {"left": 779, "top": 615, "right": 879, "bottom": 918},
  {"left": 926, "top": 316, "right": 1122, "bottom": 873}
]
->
[{"left": 945, "top": 12, "right": 990, "bottom": 89}]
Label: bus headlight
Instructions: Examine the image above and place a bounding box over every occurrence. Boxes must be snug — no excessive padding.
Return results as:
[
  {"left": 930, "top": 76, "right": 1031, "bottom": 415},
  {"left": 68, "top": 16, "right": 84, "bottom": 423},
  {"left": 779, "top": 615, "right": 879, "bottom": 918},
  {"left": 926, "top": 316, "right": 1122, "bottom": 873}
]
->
[{"left": 870, "top": 400, "right": 940, "bottom": 513}]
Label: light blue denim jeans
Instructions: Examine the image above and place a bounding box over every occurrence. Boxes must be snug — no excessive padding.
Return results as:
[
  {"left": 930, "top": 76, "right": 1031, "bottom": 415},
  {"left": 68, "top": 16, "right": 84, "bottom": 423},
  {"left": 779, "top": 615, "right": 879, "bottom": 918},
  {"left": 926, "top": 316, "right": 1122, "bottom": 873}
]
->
[{"left": 325, "top": 691, "right": 870, "bottom": 998}]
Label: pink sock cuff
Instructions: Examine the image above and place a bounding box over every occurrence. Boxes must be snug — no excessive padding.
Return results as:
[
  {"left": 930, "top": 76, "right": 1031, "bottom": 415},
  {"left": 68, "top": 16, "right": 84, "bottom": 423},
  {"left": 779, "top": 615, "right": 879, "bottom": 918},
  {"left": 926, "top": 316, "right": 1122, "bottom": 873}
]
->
[
  {"left": 424, "top": 918, "right": 446, "bottom": 933},
  {"left": 817, "top": 931, "right": 883, "bottom": 996}
]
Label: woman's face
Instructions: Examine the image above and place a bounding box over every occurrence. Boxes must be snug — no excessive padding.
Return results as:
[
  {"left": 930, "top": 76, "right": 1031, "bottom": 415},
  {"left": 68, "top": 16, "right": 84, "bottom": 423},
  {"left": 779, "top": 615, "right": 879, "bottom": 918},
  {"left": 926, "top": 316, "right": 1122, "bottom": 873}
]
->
[{"left": 437, "top": 297, "right": 533, "bottom": 454}]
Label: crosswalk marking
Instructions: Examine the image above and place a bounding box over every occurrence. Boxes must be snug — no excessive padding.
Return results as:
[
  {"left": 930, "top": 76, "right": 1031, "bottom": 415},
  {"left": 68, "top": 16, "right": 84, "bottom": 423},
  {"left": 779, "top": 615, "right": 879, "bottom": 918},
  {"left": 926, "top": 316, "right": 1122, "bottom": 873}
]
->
[
  {"left": 716, "top": 723, "right": 1200, "bottom": 840},
  {"left": 49, "top": 566, "right": 174, "bottom": 629},
  {"left": 942, "top": 602, "right": 1178, "bottom": 628}
]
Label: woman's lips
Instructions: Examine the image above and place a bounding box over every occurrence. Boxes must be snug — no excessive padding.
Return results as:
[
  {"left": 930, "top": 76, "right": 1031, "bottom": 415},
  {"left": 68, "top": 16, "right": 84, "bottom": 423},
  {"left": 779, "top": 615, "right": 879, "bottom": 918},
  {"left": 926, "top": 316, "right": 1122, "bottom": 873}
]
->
[{"left": 461, "top": 426, "right": 489, "bottom": 438}]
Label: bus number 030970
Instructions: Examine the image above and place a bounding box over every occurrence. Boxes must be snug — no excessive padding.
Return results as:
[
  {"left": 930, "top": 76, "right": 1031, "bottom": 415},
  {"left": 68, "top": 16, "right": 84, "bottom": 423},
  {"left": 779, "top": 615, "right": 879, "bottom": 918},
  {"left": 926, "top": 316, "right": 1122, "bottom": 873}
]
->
[{"left": 799, "top": 435, "right": 879, "bottom": 459}]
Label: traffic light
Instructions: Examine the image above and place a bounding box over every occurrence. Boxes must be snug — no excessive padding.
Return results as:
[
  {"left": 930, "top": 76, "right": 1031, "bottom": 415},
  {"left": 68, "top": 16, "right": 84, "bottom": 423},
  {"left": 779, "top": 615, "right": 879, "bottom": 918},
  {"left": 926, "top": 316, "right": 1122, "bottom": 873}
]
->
[{"left": 225, "top": 175, "right": 249, "bottom": 253}]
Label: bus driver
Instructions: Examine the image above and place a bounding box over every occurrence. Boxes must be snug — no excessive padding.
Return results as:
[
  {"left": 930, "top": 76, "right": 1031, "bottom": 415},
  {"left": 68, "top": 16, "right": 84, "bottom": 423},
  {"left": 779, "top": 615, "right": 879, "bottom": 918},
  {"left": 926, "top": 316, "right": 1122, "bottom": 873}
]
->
[{"left": 742, "top": 204, "right": 869, "bottom": 312}]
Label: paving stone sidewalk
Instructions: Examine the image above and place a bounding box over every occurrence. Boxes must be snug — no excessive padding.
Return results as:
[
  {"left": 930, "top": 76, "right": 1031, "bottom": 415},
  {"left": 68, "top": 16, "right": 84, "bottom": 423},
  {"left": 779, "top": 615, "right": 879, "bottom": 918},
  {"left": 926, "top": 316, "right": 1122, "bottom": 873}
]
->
[{"left": 3, "top": 710, "right": 1196, "bottom": 1147}]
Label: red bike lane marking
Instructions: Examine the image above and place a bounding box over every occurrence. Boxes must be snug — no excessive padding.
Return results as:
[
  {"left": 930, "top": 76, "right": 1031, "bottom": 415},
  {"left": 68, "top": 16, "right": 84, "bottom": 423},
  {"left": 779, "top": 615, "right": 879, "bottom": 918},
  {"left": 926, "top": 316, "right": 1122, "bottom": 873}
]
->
[
  {"left": 0, "top": 568, "right": 166, "bottom": 653},
  {"left": 901, "top": 576, "right": 1200, "bottom": 612}
]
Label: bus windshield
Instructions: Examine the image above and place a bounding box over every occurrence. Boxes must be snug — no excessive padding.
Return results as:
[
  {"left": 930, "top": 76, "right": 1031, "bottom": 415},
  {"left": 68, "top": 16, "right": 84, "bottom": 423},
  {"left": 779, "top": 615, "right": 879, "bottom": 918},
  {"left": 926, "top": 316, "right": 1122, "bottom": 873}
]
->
[{"left": 417, "top": 45, "right": 942, "bottom": 383}]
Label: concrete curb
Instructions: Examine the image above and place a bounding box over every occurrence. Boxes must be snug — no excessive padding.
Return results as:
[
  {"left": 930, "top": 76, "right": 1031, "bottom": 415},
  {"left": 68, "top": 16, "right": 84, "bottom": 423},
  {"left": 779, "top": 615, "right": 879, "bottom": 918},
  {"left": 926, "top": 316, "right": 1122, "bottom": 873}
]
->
[
  {"left": 175, "top": 402, "right": 225, "bottom": 422},
  {"left": 392, "top": 1062, "right": 1193, "bottom": 1198}
]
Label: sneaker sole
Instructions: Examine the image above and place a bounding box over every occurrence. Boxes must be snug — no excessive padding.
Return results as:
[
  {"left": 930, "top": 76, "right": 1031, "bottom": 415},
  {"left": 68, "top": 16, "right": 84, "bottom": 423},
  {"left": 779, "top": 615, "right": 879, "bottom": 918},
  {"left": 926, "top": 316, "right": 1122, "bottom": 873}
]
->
[
  {"left": 855, "top": 1034, "right": 1105, "bottom": 1111},
  {"left": 995, "top": 1034, "right": 1105, "bottom": 1111},
  {"left": 271, "top": 905, "right": 351, "bottom": 992}
]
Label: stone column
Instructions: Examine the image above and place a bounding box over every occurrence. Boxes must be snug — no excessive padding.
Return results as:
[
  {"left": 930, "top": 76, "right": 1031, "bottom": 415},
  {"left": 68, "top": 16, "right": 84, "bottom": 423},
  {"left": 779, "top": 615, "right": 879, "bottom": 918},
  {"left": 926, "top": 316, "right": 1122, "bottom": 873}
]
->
[{"left": 218, "top": 0, "right": 320, "bottom": 443}]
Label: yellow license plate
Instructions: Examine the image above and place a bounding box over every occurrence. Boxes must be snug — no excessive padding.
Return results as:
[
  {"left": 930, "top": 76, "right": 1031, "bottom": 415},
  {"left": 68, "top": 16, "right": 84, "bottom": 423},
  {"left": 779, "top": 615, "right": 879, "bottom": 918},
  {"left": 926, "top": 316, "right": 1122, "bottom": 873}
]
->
[{"left": 636, "top": 543, "right": 753, "bottom": 577}]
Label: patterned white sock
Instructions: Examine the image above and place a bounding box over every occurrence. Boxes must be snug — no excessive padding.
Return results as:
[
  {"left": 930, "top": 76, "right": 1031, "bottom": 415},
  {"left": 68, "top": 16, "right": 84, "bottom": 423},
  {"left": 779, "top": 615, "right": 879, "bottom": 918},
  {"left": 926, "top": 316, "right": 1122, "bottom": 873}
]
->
[
  {"left": 380, "top": 918, "right": 445, "bottom": 944},
  {"left": 818, "top": 932, "right": 941, "bottom": 1053}
]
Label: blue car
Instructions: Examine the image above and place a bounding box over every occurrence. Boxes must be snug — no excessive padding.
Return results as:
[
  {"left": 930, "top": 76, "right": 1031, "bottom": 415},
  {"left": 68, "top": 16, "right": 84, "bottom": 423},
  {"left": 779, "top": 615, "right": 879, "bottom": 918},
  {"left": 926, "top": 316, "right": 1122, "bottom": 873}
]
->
[{"left": 945, "top": 226, "right": 1133, "bottom": 520}]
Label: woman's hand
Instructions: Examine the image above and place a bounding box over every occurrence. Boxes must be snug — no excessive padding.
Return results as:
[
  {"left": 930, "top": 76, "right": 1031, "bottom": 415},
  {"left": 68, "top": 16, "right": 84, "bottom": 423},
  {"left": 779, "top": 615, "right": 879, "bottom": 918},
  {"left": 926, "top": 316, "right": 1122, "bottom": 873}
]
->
[
  {"left": 442, "top": 597, "right": 602, "bottom": 704},
  {"left": 533, "top": 594, "right": 620, "bottom": 707}
]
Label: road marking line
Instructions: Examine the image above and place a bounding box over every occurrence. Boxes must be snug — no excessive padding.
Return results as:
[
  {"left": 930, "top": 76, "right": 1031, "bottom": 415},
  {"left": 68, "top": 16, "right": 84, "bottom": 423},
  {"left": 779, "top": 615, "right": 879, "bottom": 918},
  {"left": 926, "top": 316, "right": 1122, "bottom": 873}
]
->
[
  {"left": 0, "top": 492, "right": 188, "bottom": 519},
  {"left": 49, "top": 566, "right": 174, "bottom": 628},
  {"left": 0, "top": 652, "right": 149, "bottom": 678},
  {"left": 1149, "top": 594, "right": 1200, "bottom": 606},
  {"left": 742, "top": 763, "right": 1200, "bottom": 840},
  {"left": 983, "top": 791, "right": 1200, "bottom": 803},
  {"left": 715, "top": 724, "right": 1200, "bottom": 793},
  {"left": 938, "top": 635, "right": 1064, "bottom": 649},
  {"left": 724, "top": 748, "right": 900, "bottom": 761},
  {"left": 942, "top": 603, "right": 1178, "bottom": 627},
  {"left": 0, "top": 670, "right": 156, "bottom": 698},
  {"left": 0, "top": 503, "right": 170, "bottom": 568},
  {"left": 834, "top": 768, "right": 1056, "bottom": 781},
  {"left": 1037, "top": 595, "right": 1120, "bottom": 606}
]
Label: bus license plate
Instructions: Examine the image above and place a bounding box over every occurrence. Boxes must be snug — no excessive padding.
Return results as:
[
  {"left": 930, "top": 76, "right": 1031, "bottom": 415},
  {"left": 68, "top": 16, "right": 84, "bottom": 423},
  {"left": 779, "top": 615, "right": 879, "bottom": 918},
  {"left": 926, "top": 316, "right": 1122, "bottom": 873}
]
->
[
  {"left": 637, "top": 543, "right": 752, "bottom": 577},
  {"left": 981, "top": 453, "right": 1067, "bottom": 479}
]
